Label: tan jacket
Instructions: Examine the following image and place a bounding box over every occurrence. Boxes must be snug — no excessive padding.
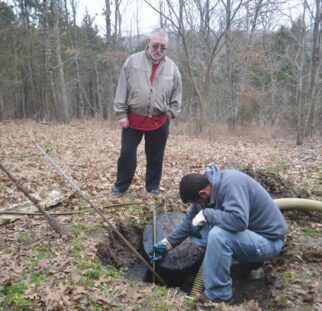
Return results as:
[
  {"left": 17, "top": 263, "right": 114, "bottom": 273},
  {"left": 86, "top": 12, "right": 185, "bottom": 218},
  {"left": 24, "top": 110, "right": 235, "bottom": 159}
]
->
[{"left": 114, "top": 50, "right": 182, "bottom": 120}]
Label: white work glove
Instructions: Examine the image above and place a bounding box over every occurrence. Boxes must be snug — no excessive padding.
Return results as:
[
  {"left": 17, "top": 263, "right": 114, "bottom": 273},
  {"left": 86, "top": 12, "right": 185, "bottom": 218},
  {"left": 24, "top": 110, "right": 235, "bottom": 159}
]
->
[
  {"left": 118, "top": 117, "right": 129, "bottom": 128},
  {"left": 192, "top": 210, "right": 207, "bottom": 227},
  {"left": 159, "top": 238, "right": 173, "bottom": 251}
]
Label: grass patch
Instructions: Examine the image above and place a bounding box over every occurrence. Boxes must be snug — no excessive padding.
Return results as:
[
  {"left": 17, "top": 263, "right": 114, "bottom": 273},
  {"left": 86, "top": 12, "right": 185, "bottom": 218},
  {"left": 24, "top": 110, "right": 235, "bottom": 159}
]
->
[
  {"left": 263, "top": 160, "right": 286, "bottom": 175},
  {"left": 0, "top": 282, "right": 32, "bottom": 310},
  {"left": 37, "top": 242, "right": 53, "bottom": 253},
  {"left": 298, "top": 181, "right": 310, "bottom": 191},
  {"left": 155, "top": 287, "right": 168, "bottom": 299},
  {"left": 69, "top": 223, "right": 86, "bottom": 236},
  {"left": 77, "top": 197, "right": 87, "bottom": 209},
  {"left": 145, "top": 287, "right": 180, "bottom": 311},
  {"left": 86, "top": 223, "right": 105, "bottom": 235},
  {"left": 302, "top": 226, "right": 322, "bottom": 237},
  {"left": 77, "top": 258, "right": 120, "bottom": 286},
  {"left": 80, "top": 268, "right": 101, "bottom": 286},
  {"left": 25, "top": 242, "right": 55, "bottom": 269},
  {"left": 281, "top": 271, "right": 292, "bottom": 285},
  {"left": 129, "top": 203, "right": 147, "bottom": 220},
  {"left": 15, "top": 154, "right": 25, "bottom": 161},
  {"left": 17, "top": 232, "right": 31, "bottom": 244},
  {"left": 71, "top": 239, "right": 83, "bottom": 258},
  {"left": 183, "top": 296, "right": 196, "bottom": 310},
  {"left": 89, "top": 301, "right": 104, "bottom": 311},
  {"left": 26, "top": 251, "right": 46, "bottom": 268},
  {"left": 30, "top": 271, "right": 52, "bottom": 287}
]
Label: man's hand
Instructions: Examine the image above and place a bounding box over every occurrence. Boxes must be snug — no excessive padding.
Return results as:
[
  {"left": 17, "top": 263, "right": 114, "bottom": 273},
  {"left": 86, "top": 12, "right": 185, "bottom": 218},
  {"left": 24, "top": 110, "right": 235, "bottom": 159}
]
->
[
  {"left": 149, "top": 238, "right": 172, "bottom": 263},
  {"left": 192, "top": 210, "right": 207, "bottom": 227},
  {"left": 190, "top": 210, "right": 207, "bottom": 239},
  {"left": 190, "top": 225, "right": 202, "bottom": 239},
  {"left": 118, "top": 117, "right": 129, "bottom": 128}
]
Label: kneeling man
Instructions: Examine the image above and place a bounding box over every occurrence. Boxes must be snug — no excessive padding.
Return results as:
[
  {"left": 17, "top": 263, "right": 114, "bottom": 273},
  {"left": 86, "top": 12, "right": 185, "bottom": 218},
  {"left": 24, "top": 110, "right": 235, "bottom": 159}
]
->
[{"left": 151, "top": 164, "right": 288, "bottom": 303}]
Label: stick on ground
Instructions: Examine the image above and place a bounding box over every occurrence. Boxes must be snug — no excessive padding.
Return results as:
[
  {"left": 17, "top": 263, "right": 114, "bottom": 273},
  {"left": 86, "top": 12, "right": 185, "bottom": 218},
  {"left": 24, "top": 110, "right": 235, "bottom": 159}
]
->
[
  {"left": 0, "top": 203, "right": 147, "bottom": 217},
  {"left": 0, "top": 161, "right": 66, "bottom": 236}
]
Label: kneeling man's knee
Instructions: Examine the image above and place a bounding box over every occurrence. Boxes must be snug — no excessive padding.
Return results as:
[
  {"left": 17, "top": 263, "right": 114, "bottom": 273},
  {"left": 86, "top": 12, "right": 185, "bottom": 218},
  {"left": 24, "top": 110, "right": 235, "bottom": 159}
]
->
[{"left": 208, "top": 226, "right": 231, "bottom": 244}]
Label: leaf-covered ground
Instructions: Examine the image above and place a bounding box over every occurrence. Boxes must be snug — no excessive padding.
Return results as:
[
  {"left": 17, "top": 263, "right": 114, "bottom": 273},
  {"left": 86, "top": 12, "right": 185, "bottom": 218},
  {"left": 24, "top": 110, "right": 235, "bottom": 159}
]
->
[{"left": 0, "top": 120, "right": 322, "bottom": 310}]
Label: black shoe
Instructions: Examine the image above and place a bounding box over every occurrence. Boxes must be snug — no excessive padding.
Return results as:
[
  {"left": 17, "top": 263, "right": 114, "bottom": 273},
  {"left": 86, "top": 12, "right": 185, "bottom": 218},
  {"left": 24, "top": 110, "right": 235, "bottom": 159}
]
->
[
  {"left": 111, "top": 186, "right": 124, "bottom": 197},
  {"left": 148, "top": 188, "right": 160, "bottom": 195}
]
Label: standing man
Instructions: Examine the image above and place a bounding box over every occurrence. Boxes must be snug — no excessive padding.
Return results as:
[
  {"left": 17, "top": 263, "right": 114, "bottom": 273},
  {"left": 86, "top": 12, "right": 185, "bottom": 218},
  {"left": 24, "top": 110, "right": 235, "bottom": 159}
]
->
[
  {"left": 151, "top": 164, "right": 288, "bottom": 304},
  {"left": 112, "top": 28, "right": 182, "bottom": 197}
]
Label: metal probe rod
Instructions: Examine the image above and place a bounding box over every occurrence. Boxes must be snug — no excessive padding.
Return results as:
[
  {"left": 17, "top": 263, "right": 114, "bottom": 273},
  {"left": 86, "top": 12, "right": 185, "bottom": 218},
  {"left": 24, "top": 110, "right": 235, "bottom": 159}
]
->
[
  {"left": 152, "top": 203, "right": 157, "bottom": 283},
  {"left": 35, "top": 143, "right": 166, "bottom": 285}
]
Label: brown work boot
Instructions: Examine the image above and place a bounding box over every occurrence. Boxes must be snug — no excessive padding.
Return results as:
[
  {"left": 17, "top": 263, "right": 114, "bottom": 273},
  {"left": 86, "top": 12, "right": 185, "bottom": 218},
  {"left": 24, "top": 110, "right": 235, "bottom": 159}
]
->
[{"left": 197, "top": 293, "right": 234, "bottom": 305}]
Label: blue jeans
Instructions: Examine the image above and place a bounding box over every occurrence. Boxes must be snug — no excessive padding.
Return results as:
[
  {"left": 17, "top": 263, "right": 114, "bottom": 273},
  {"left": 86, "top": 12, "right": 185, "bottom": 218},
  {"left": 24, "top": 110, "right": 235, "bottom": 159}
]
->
[{"left": 191, "top": 225, "right": 284, "bottom": 301}]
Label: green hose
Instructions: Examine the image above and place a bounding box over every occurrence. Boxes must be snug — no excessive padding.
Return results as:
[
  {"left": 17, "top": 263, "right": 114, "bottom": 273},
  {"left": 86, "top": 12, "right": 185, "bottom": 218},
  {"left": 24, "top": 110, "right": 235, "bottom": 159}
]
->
[{"left": 190, "top": 197, "right": 322, "bottom": 297}]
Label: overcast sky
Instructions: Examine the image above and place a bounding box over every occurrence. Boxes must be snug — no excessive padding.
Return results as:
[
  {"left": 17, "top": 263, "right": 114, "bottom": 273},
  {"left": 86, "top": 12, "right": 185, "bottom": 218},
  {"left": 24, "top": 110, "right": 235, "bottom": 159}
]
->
[
  {"left": 76, "top": 0, "right": 314, "bottom": 37},
  {"left": 77, "top": 0, "right": 159, "bottom": 36}
]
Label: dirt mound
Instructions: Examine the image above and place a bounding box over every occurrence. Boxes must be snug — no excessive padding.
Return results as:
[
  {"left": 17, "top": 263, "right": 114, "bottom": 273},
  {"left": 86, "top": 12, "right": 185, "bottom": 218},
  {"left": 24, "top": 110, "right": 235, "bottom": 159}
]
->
[{"left": 242, "top": 167, "right": 310, "bottom": 198}]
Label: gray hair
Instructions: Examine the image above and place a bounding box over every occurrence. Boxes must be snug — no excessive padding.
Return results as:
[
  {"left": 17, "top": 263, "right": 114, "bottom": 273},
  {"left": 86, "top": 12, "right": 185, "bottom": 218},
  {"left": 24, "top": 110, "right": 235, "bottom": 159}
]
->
[{"left": 150, "top": 28, "right": 169, "bottom": 42}]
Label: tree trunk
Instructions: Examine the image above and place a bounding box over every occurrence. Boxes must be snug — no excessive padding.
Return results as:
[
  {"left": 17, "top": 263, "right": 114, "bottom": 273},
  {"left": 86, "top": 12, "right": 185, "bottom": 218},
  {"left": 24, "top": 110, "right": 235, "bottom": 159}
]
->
[
  {"left": 94, "top": 60, "right": 103, "bottom": 118},
  {"left": 114, "top": 0, "right": 122, "bottom": 48},
  {"left": 53, "top": 0, "right": 69, "bottom": 122},
  {"left": 19, "top": 0, "right": 38, "bottom": 118},
  {"left": 67, "top": 0, "right": 85, "bottom": 118},
  {"left": 225, "top": 0, "right": 238, "bottom": 130},
  {"left": 105, "top": 0, "right": 112, "bottom": 51},
  {"left": 0, "top": 95, "right": 3, "bottom": 121},
  {"left": 296, "top": 43, "right": 306, "bottom": 145},
  {"left": 42, "top": 0, "right": 58, "bottom": 119},
  {"left": 305, "top": 0, "right": 321, "bottom": 137}
]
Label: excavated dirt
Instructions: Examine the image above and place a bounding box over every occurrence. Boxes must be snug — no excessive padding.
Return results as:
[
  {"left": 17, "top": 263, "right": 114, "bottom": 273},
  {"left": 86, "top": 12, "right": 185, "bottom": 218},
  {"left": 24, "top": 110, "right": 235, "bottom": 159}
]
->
[
  {"left": 241, "top": 167, "right": 311, "bottom": 198},
  {"left": 96, "top": 222, "right": 143, "bottom": 269}
]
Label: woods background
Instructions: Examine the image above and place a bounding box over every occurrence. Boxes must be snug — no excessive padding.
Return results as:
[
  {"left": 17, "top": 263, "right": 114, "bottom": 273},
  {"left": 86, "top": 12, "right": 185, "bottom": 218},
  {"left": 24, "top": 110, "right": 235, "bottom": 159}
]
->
[{"left": 1, "top": 0, "right": 322, "bottom": 144}]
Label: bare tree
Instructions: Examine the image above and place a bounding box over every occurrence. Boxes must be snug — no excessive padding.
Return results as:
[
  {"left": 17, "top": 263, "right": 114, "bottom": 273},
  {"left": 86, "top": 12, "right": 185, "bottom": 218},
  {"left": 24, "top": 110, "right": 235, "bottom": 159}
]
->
[
  {"left": 42, "top": 0, "right": 58, "bottom": 119},
  {"left": 114, "top": 0, "right": 123, "bottom": 48},
  {"left": 63, "top": 0, "right": 85, "bottom": 118},
  {"left": 17, "top": 0, "right": 39, "bottom": 118},
  {"left": 105, "top": 0, "right": 112, "bottom": 51},
  {"left": 53, "top": 0, "right": 69, "bottom": 122},
  {"left": 145, "top": 0, "right": 243, "bottom": 132},
  {"left": 223, "top": 0, "right": 238, "bottom": 129},
  {"left": 305, "top": 0, "right": 322, "bottom": 137},
  {"left": 294, "top": 16, "right": 309, "bottom": 145}
]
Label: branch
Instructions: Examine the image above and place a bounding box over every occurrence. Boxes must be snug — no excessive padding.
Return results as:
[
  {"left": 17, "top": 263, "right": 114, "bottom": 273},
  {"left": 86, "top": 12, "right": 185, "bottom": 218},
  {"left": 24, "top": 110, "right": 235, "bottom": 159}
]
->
[
  {"left": 0, "top": 161, "right": 66, "bottom": 236},
  {"left": 0, "top": 202, "right": 147, "bottom": 216}
]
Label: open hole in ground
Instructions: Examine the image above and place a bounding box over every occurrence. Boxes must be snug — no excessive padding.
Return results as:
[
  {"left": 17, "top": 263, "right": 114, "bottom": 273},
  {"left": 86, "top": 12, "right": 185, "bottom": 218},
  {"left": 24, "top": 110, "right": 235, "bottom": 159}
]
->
[{"left": 95, "top": 211, "right": 276, "bottom": 307}]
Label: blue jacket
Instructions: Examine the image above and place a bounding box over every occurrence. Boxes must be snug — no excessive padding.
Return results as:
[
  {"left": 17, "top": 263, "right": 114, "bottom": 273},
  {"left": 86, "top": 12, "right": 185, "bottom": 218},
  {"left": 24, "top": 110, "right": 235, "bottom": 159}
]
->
[{"left": 167, "top": 165, "right": 288, "bottom": 247}]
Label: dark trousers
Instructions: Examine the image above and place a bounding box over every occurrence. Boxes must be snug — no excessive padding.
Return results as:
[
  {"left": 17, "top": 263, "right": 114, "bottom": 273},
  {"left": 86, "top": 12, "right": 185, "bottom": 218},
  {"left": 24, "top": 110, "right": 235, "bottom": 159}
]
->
[{"left": 114, "top": 120, "right": 169, "bottom": 192}]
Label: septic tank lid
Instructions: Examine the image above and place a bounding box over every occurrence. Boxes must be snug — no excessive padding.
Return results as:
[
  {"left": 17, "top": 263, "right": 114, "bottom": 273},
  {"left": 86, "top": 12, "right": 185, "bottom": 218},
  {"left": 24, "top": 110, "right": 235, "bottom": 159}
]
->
[{"left": 143, "top": 211, "right": 204, "bottom": 270}]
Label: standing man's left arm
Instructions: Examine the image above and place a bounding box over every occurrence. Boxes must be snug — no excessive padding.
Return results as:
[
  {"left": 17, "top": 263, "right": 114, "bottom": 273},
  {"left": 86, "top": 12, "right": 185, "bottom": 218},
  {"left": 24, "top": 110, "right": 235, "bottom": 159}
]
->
[
  {"left": 166, "top": 66, "right": 182, "bottom": 120},
  {"left": 114, "top": 57, "right": 131, "bottom": 127}
]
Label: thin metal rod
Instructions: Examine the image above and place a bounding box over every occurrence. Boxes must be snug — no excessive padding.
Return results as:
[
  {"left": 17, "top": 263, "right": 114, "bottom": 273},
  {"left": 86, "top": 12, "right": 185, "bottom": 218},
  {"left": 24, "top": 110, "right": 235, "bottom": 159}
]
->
[
  {"left": 35, "top": 143, "right": 166, "bottom": 285},
  {"left": 152, "top": 204, "right": 157, "bottom": 283}
]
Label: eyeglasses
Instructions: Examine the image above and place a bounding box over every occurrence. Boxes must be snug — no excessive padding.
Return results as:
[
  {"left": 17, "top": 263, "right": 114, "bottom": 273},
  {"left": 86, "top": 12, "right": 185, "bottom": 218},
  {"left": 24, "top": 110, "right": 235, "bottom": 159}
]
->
[{"left": 152, "top": 43, "right": 167, "bottom": 52}]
